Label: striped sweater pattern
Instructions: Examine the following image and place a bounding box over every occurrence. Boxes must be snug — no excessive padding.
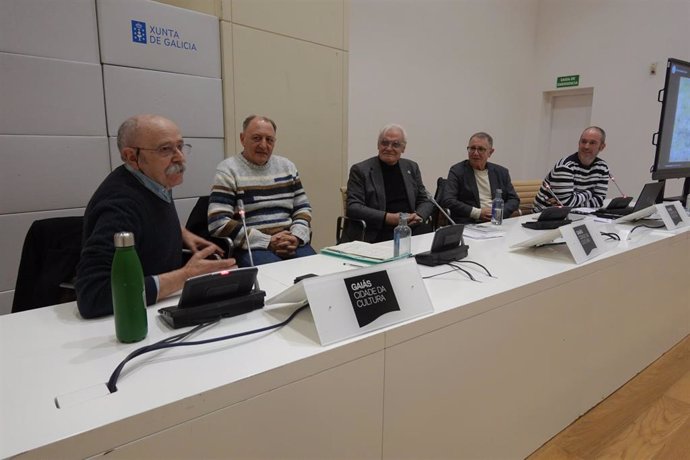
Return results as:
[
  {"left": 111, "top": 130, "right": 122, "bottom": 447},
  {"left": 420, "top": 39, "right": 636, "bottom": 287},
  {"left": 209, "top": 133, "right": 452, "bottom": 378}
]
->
[
  {"left": 208, "top": 153, "right": 312, "bottom": 249},
  {"left": 533, "top": 153, "right": 609, "bottom": 212}
]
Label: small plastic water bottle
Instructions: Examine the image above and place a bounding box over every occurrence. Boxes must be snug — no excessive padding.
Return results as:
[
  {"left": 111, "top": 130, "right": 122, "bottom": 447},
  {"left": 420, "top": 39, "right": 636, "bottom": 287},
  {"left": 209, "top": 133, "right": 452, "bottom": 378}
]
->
[
  {"left": 111, "top": 232, "right": 147, "bottom": 343},
  {"left": 393, "top": 213, "right": 412, "bottom": 257},
  {"left": 491, "top": 189, "right": 504, "bottom": 225}
]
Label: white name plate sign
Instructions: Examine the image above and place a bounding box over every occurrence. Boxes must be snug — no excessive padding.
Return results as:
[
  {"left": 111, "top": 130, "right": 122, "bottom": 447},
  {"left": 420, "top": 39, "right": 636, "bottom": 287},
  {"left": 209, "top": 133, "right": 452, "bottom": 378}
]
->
[
  {"left": 302, "top": 258, "right": 433, "bottom": 346},
  {"left": 655, "top": 201, "right": 690, "bottom": 230},
  {"left": 559, "top": 219, "right": 609, "bottom": 264}
]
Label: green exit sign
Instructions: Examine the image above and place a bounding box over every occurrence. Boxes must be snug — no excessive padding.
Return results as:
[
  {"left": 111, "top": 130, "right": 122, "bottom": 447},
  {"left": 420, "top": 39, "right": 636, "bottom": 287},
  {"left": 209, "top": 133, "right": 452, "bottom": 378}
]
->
[{"left": 557, "top": 75, "right": 580, "bottom": 88}]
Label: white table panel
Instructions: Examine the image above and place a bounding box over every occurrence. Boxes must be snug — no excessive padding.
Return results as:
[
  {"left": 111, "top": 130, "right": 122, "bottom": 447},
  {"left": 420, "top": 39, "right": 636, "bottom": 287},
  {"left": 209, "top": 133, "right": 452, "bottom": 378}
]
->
[{"left": 1, "top": 217, "right": 688, "bottom": 459}]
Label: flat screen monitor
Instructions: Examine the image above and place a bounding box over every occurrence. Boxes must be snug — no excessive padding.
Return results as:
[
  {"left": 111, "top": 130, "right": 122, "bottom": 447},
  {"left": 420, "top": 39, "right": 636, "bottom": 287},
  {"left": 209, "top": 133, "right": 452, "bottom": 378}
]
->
[{"left": 652, "top": 58, "right": 690, "bottom": 181}]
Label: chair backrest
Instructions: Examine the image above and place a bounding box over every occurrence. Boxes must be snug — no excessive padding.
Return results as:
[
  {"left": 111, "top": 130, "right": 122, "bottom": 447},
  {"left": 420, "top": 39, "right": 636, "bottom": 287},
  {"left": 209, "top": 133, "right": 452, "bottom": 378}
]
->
[
  {"left": 512, "top": 179, "right": 542, "bottom": 215},
  {"left": 432, "top": 177, "right": 450, "bottom": 228},
  {"left": 336, "top": 186, "right": 368, "bottom": 244},
  {"left": 185, "top": 195, "right": 235, "bottom": 257},
  {"left": 12, "top": 216, "right": 83, "bottom": 312},
  {"left": 340, "top": 186, "right": 347, "bottom": 215},
  {"left": 185, "top": 195, "right": 211, "bottom": 239}
]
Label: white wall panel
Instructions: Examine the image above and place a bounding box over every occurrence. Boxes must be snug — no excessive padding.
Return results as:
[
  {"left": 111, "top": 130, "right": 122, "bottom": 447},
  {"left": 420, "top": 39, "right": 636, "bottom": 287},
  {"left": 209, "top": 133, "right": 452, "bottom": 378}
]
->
[
  {"left": 0, "top": 53, "right": 106, "bottom": 135},
  {"left": 1, "top": 136, "right": 110, "bottom": 214},
  {"left": 102, "top": 65, "right": 223, "bottom": 138},
  {"left": 155, "top": 0, "right": 221, "bottom": 17},
  {"left": 98, "top": 0, "right": 221, "bottom": 78},
  {"left": 348, "top": 1, "right": 539, "bottom": 186},
  {"left": 108, "top": 137, "right": 223, "bottom": 198},
  {"left": 0, "top": 209, "right": 85, "bottom": 295},
  {"left": 0, "top": 0, "right": 100, "bottom": 63},
  {"left": 232, "top": 0, "right": 345, "bottom": 50}
]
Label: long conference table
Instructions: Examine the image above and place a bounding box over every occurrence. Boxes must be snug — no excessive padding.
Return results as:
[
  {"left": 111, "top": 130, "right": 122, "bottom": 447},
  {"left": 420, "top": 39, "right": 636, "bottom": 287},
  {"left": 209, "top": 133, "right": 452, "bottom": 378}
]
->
[{"left": 1, "top": 214, "right": 688, "bottom": 459}]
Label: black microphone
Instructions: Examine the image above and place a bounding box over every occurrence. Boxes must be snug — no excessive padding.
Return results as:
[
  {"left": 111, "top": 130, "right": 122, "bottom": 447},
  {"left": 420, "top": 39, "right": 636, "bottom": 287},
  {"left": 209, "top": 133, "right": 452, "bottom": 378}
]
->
[
  {"left": 237, "top": 199, "right": 259, "bottom": 290},
  {"left": 425, "top": 190, "right": 456, "bottom": 225},
  {"left": 543, "top": 182, "right": 566, "bottom": 207},
  {"left": 609, "top": 173, "right": 627, "bottom": 197}
]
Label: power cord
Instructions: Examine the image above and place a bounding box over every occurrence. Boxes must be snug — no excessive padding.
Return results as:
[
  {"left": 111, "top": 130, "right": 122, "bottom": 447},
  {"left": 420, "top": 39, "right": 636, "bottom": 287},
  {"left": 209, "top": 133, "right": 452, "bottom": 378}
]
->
[
  {"left": 630, "top": 223, "right": 666, "bottom": 234},
  {"left": 446, "top": 262, "right": 478, "bottom": 281},
  {"left": 422, "top": 267, "right": 463, "bottom": 280},
  {"left": 452, "top": 260, "right": 494, "bottom": 278},
  {"left": 421, "top": 260, "right": 493, "bottom": 282},
  {"left": 600, "top": 231, "right": 620, "bottom": 241},
  {"left": 107, "top": 305, "right": 308, "bottom": 393}
]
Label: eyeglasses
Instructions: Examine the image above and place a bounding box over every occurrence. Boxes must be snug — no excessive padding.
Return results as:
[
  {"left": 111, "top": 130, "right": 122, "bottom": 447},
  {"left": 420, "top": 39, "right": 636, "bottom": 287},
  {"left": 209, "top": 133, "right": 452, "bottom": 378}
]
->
[
  {"left": 133, "top": 143, "right": 192, "bottom": 158},
  {"left": 380, "top": 140, "right": 405, "bottom": 149},
  {"left": 467, "top": 146, "right": 488, "bottom": 154}
]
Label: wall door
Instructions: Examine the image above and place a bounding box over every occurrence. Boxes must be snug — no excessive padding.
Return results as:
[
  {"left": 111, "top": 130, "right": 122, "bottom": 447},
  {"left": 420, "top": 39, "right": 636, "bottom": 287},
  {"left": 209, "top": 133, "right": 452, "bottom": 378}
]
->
[{"left": 541, "top": 90, "right": 593, "bottom": 177}]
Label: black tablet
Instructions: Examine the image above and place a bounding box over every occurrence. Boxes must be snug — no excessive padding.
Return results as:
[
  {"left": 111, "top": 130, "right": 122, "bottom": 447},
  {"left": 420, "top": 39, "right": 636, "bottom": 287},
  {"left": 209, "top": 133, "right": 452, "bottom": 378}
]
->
[
  {"left": 178, "top": 267, "right": 258, "bottom": 309},
  {"left": 430, "top": 224, "right": 465, "bottom": 252},
  {"left": 538, "top": 206, "right": 571, "bottom": 221},
  {"left": 522, "top": 206, "right": 572, "bottom": 230}
]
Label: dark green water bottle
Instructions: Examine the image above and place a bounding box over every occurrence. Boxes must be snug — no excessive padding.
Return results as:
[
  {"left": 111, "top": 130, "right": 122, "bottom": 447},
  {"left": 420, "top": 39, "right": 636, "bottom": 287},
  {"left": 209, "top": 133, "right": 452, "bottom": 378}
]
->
[{"left": 112, "top": 232, "right": 147, "bottom": 343}]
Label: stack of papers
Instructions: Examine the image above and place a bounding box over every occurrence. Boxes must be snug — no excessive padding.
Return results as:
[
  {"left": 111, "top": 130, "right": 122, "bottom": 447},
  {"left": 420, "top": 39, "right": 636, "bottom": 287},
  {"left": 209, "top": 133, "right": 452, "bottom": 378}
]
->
[
  {"left": 321, "top": 241, "right": 394, "bottom": 264},
  {"left": 463, "top": 225, "right": 506, "bottom": 240}
]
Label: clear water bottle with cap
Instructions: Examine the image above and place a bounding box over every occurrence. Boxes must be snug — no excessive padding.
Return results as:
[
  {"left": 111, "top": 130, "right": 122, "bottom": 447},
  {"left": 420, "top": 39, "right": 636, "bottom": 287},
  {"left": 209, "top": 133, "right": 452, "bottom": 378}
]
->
[
  {"left": 394, "top": 213, "right": 412, "bottom": 257},
  {"left": 491, "top": 189, "right": 504, "bottom": 225},
  {"left": 111, "top": 232, "right": 147, "bottom": 343}
]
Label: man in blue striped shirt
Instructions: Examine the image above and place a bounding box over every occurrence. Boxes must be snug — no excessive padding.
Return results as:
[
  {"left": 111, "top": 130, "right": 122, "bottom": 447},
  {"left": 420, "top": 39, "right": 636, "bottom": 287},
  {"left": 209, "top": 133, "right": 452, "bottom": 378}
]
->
[{"left": 533, "top": 126, "right": 610, "bottom": 212}]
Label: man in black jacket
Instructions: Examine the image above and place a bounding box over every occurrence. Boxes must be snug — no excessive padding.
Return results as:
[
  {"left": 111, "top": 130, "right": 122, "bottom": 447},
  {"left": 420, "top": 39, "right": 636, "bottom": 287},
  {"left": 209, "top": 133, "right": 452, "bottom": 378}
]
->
[
  {"left": 346, "top": 123, "right": 434, "bottom": 242},
  {"left": 442, "top": 132, "right": 519, "bottom": 223}
]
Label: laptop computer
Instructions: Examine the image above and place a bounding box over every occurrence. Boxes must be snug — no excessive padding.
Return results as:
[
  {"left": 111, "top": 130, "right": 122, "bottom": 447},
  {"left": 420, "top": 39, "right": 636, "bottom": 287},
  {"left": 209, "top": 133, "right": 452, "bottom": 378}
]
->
[{"left": 593, "top": 182, "right": 664, "bottom": 219}]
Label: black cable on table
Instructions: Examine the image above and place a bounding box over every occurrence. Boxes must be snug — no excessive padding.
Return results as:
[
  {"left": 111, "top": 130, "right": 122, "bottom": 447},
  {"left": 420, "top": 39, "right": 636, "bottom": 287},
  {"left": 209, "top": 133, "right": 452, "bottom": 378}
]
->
[{"left": 107, "top": 305, "right": 308, "bottom": 393}]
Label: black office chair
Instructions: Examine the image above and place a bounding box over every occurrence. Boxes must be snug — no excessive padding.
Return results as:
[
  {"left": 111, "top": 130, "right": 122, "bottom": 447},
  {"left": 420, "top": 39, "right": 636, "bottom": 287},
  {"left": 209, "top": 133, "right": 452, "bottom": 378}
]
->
[
  {"left": 12, "top": 216, "right": 83, "bottom": 313},
  {"left": 336, "top": 215, "right": 367, "bottom": 244},
  {"left": 335, "top": 186, "right": 367, "bottom": 244},
  {"left": 431, "top": 177, "right": 451, "bottom": 229},
  {"left": 185, "top": 195, "right": 234, "bottom": 257}
]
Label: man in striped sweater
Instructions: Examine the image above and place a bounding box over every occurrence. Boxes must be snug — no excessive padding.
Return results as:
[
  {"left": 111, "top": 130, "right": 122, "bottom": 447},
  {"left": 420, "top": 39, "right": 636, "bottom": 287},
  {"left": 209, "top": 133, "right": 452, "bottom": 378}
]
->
[
  {"left": 533, "top": 126, "right": 610, "bottom": 212},
  {"left": 208, "top": 115, "right": 315, "bottom": 266}
]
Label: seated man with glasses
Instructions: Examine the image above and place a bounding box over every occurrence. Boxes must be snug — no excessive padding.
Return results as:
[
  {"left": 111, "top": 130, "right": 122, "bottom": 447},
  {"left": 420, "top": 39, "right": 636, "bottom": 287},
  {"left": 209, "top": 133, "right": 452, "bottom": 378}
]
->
[
  {"left": 346, "top": 123, "right": 434, "bottom": 242},
  {"left": 76, "top": 114, "right": 236, "bottom": 318},
  {"left": 441, "top": 132, "right": 519, "bottom": 223},
  {"left": 208, "top": 115, "right": 316, "bottom": 267}
]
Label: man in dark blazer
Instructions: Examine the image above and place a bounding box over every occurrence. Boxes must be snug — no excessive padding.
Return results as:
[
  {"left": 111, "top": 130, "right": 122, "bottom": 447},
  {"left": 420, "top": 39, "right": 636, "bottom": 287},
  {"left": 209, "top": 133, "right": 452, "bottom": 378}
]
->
[
  {"left": 346, "top": 123, "right": 434, "bottom": 242},
  {"left": 441, "top": 132, "right": 519, "bottom": 224}
]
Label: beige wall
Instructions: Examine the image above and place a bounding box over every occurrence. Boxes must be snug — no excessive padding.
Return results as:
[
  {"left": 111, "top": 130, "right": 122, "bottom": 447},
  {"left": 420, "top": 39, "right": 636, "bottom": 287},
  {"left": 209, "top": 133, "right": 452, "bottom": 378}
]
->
[{"left": 157, "top": 0, "right": 349, "bottom": 250}]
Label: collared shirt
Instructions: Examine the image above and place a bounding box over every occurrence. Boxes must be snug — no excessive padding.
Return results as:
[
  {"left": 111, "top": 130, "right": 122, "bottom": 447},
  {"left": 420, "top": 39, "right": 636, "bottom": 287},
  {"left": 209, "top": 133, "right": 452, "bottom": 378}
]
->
[{"left": 124, "top": 164, "right": 173, "bottom": 203}]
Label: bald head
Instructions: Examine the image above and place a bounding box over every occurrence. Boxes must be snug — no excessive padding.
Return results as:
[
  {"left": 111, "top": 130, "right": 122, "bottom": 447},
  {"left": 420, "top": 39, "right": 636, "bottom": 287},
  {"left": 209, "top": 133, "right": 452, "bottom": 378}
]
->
[{"left": 117, "top": 115, "right": 178, "bottom": 160}]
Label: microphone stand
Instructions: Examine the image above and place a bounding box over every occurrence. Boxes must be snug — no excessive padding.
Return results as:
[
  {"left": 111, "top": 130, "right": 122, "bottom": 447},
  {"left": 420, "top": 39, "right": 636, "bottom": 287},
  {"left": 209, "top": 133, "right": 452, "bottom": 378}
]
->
[
  {"left": 609, "top": 174, "right": 627, "bottom": 197},
  {"left": 237, "top": 199, "right": 260, "bottom": 291},
  {"left": 544, "top": 183, "right": 566, "bottom": 207},
  {"left": 426, "top": 191, "right": 456, "bottom": 226}
]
